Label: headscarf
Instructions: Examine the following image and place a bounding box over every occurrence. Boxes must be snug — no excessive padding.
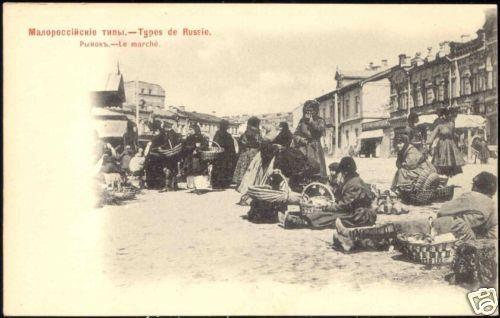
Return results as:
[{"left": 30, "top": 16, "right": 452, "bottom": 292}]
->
[
  {"left": 303, "top": 100, "right": 320, "bottom": 116},
  {"left": 219, "top": 119, "right": 229, "bottom": 132},
  {"left": 190, "top": 123, "right": 201, "bottom": 135},
  {"left": 279, "top": 122, "right": 289, "bottom": 131},
  {"left": 473, "top": 172, "right": 498, "bottom": 197},
  {"left": 338, "top": 156, "right": 357, "bottom": 175},
  {"left": 247, "top": 116, "right": 261, "bottom": 129}
]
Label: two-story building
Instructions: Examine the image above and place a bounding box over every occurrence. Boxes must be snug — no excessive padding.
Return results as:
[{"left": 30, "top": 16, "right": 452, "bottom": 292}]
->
[
  {"left": 334, "top": 62, "right": 391, "bottom": 157},
  {"left": 124, "top": 80, "right": 166, "bottom": 112}
]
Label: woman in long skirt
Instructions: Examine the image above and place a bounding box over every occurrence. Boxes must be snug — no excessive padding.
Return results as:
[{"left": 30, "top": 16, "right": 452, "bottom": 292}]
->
[
  {"left": 232, "top": 116, "right": 262, "bottom": 186},
  {"left": 292, "top": 100, "right": 327, "bottom": 180},
  {"left": 211, "top": 120, "right": 237, "bottom": 189},
  {"left": 182, "top": 123, "right": 209, "bottom": 193},
  {"left": 427, "top": 107, "right": 465, "bottom": 177}
]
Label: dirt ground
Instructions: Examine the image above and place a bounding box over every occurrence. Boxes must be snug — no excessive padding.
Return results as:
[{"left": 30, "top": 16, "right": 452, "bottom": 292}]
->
[{"left": 98, "top": 157, "right": 497, "bottom": 314}]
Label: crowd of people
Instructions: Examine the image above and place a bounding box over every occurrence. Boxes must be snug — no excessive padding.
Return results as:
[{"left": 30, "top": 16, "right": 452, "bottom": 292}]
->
[{"left": 93, "top": 102, "right": 497, "bottom": 253}]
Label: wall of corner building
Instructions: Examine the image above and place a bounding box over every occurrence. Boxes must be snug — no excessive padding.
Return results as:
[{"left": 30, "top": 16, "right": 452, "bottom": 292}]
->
[{"left": 362, "top": 79, "right": 391, "bottom": 118}]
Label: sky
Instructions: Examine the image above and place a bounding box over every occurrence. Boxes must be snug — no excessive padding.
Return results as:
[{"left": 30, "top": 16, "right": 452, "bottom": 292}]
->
[{"left": 109, "top": 4, "right": 496, "bottom": 117}]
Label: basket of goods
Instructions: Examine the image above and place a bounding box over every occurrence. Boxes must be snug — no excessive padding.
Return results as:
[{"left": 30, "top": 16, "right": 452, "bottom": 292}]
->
[
  {"left": 299, "top": 182, "right": 335, "bottom": 215},
  {"left": 155, "top": 143, "right": 183, "bottom": 158},
  {"left": 247, "top": 170, "right": 290, "bottom": 203},
  {"left": 432, "top": 185, "right": 456, "bottom": 202},
  {"left": 112, "top": 186, "right": 138, "bottom": 201},
  {"left": 447, "top": 239, "right": 497, "bottom": 288},
  {"left": 396, "top": 228, "right": 458, "bottom": 265},
  {"left": 199, "top": 140, "right": 224, "bottom": 161}
]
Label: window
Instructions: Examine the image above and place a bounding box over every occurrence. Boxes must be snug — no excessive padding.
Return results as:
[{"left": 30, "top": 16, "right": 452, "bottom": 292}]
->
[
  {"left": 354, "top": 96, "right": 359, "bottom": 114},
  {"left": 149, "top": 89, "right": 152, "bottom": 95},
  {"left": 344, "top": 98, "right": 350, "bottom": 119},
  {"left": 345, "top": 130, "right": 349, "bottom": 145},
  {"left": 141, "top": 88, "right": 145, "bottom": 94},
  {"left": 355, "top": 128, "right": 359, "bottom": 138}
]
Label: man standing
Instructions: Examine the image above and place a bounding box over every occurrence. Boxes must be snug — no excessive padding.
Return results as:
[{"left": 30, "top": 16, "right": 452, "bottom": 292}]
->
[{"left": 160, "top": 121, "right": 182, "bottom": 192}]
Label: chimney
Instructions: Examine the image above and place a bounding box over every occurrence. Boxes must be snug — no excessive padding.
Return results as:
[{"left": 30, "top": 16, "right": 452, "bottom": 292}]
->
[
  {"left": 411, "top": 52, "right": 424, "bottom": 66},
  {"left": 461, "top": 34, "right": 470, "bottom": 43},
  {"left": 381, "top": 59, "right": 388, "bottom": 68},
  {"left": 369, "top": 61, "right": 374, "bottom": 70},
  {"left": 398, "top": 54, "right": 407, "bottom": 66},
  {"left": 426, "top": 47, "right": 434, "bottom": 62},
  {"left": 477, "top": 29, "right": 486, "bottom": 42}
]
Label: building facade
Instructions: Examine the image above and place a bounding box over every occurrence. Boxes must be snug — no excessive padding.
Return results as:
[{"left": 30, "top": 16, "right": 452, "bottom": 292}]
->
[
  {"left": 124, "top": 81, "right": 166, "bottom": 112},
  {"left": 387, "top": 8, "right": 497, "bottom": 157}
]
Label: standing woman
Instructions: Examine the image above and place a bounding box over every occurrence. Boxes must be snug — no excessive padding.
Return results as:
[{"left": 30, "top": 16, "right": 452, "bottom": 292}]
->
[
  {"left": 182, "top": 123, "right": 209, "bottom": 194},
  {"left": 272, "top": 122, "right": 293, "bottom": 149},
  {"left": 427, "top": 107, "right": 465, "bottom": 177},
  {"left": 211, "top": 120, "right": 237, "bottom": 189},
  {"left": 233, "top": 116, "right": 262, "bottom": 186},
  {"left": 293, "top": 100, "right": 327, "bottom": 179}
]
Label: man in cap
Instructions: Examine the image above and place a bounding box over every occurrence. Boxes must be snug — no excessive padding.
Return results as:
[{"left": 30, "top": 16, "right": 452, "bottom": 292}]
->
[{"left": 433, "top": 171, "right": 497, "bottom": 241}]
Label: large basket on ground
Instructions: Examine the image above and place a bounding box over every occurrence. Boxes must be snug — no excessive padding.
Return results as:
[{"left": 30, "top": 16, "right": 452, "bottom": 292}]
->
[
  {"left": 399, "top": 185, "right": 455, "bottom": 206},
  {"left": 299, "top": 182, "right": 334, "bottom": 215},
  {"left": 199, "top": 140, "right": 224, "bottom": 161},
  {"left": 396, "top": 233, "right": 458, "bottom": 265},
  {"left": 247, "top": 170, "right": 290, "bottom": 203}
]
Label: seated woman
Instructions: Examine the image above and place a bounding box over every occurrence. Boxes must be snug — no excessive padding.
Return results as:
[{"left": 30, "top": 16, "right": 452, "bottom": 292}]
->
[
  {"left": 303, "top": 156, "right": 376, "bottom": 229},
  {"left": 391, "top": 134, "right": 437, "bottom": 194},
  {"left": 237, "top": 140, "right": 278, "bottom": 204}
]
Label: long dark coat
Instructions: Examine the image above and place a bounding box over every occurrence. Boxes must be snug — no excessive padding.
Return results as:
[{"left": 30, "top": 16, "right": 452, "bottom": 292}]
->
[
  {"left": 182, "top": 133, "right": 209, "bottom": 176},
  {"left": 211, "top": 129, "right": 237, "bottom": 188},
  {"left": 293, "top": 117, "right": 327, "bottom": 178}
]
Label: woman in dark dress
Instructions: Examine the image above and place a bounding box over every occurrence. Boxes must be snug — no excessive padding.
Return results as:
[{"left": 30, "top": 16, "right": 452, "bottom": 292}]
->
[
  {"left": 293, "top": 100, "right": 327, "bottom": 180},
  {"left": 183, "top": 123, "right": 209, "bottom": 193},
  {"left": 272, "top": 122, "right": 293, "bottom": 149},
  {"left": 211, "top": 120, "right": 237, "bottom": 189},
  {"left": 427, "top": 107, "right": 465, "bottom": 177},
  {"left": 233, "top": 116, "right": 262, "bottom": 186}
]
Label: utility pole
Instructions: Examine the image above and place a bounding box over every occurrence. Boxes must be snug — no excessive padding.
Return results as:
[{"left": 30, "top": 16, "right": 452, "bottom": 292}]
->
[{"left": 135, "top": 79, "right": 140, "bottom": 134}]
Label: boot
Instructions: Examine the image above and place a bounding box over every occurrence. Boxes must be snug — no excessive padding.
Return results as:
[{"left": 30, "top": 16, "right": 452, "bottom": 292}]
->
[{"left": 332, "top": 229, "right": 355, "bottom": 252}]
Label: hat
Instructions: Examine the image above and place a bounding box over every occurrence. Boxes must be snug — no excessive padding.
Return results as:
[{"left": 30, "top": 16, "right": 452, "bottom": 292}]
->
[
  {"left": 303, "top": 100, "right": 320, "bottom": 113},
  {"left": 328, "top": 162, "right": 340, "bottom": 172},
  {"left": 338, "top": 156, "right": 357, "bottom": 174},
  {"left": 473, "top": 171, "right": 498, "bottom": 196},
  {"left": 394, "top": 134, "right": 410, "bottom": 144},
  {"left": 247, "top": 116, "right": 261, "bottom": 128}
]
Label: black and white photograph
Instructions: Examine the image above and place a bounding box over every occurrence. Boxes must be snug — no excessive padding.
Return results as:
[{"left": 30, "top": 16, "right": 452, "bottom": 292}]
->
[{"left": 3, "top": 3, "right": 499, "bottom": 315}]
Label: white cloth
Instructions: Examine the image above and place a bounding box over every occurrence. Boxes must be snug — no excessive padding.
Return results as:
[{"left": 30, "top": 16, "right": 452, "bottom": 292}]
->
[{"left": 129, "top": 156, "right": 145, "bottom": 172}]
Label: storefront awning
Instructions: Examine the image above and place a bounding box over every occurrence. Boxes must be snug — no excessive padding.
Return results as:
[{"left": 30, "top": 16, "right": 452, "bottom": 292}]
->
[
  {"left": 455, "top": 114, "right": 486, "bottom": 128},
  {"left": 359, "top": 129, "right": 384, "bottom": 139},
  {"left": 416, "top": 114, "right": 486, "bottom": 128}
]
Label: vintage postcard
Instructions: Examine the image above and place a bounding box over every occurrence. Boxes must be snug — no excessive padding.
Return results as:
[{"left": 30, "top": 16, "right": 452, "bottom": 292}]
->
[{"left": 3, "top": 3, "right": 498, "bottom": 315}]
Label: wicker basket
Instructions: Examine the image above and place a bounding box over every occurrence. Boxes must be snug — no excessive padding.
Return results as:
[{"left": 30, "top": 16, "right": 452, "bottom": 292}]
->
[
  {"left": 399, "top": 185, "right": 455, "bottom": 206},
  {"left": 396, "top": 234, "right": 458, "bottom": 265},
  {"left": 247, "top": 170, "right": 290, "bottom": 203},
  {"left": 154, "top": 143, "right": 183, "bottom": 158},
  {"left": 299, "top": 182, "right": 334, "bottom": 215},
  {"left": 199, "top": 140, "right": 224, "bottom": 161}
]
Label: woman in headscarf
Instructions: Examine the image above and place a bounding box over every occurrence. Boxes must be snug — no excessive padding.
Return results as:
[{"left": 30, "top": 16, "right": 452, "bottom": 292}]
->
[
  {"left": 272, "top": 122, "right": 293, "bottom": 149},
  {"left": 211, "top": 120, "right": 237, "bottom": 189},
  {"left": 182, "top": 123, "right": 209, "bottom": 193},
  {"left": 391, "top": 134, "right": 437, "bottom": 193},
  {"left": 402, "top": 111, "right": 425, "bottom": 151},
  {"left": 293, "top": 100, "right": 327, "bottom": 179},
  {"left": 427, "top": 107, "right": 466, "bottom": 177},
  {"left": 232, "top": 116, "right": 262, "bottom": 186},
  {"left": 303, "top": 156, "right": 377, "bottom": 229},
  {"left": 237, "top": 140, "right": 278, "bottom": 199}
]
